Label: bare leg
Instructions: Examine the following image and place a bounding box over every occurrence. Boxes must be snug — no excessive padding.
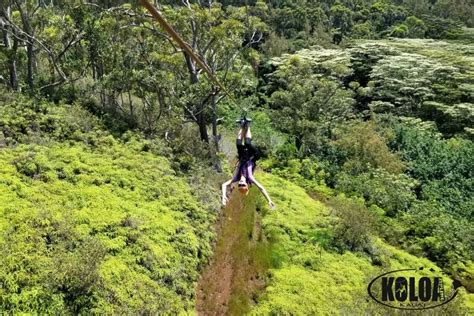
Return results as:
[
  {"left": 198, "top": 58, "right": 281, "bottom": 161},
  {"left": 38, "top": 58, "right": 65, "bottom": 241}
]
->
[
  {"left": 245, "top": 162, "right": 256, "bottom": 184},
  {"left": 237, "top": 127, "right": 243, "bottom": 140},
  {"left": 244, "top": 126, "right": 251, "bottom": 141}
]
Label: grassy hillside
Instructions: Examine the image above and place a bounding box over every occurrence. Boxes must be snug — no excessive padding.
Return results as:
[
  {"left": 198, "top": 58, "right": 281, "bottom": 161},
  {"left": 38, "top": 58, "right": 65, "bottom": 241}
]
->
[
  {"left": 0, "top": 94, "right": 472, "bottom": 314},
  {"left": 250, "top": 173, "right": 474, "bottom": 314},
  {"left": 0, "top": 99, "right": 217, "bottom": 313},
  {"left": 264, "top": 36, "right": 473, "bottom": 297}
]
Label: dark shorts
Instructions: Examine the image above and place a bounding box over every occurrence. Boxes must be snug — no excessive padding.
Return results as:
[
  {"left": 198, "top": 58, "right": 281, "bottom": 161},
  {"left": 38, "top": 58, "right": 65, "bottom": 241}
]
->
[{"left": 232, "top": 160, "right": 256, "bottom": 184}]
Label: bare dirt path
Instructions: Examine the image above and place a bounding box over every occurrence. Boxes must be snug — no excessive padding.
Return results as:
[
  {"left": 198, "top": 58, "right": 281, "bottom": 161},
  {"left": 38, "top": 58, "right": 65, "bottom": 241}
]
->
[{"left": 196, "top": 189, "right": 269, "bottom": 315}]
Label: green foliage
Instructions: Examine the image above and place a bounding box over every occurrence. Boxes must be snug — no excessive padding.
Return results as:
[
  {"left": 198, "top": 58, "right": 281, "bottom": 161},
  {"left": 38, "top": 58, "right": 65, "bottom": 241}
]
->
[
  {"left": 261, "top": 31, "right": 291, "bottom": 57},
  {"left": 422, "top": 15, "right": 465, "bottom": 39},
  {"left": 363, "top": 39, "right": 472, "bottom": 134},
  {"left": 327, "top": 196, "right": 375, "bottom": 252},
  {"left": 0, "top": 101, "right": 218, "bottom": 313},
  {"left": 351, "top": 21, "right": 375, "bottom": 39},
  {"left": 382, "top": 122, "right": 474, "bottom": 271},
  {"left": 423, "top": 101, "right": 474, "bottom": 135},
  {"left": 264, "top": 157, "right": 332, "bottom": 192},
  {"left": 394, "top": 124, "right": 473, "bottom": 219},
  {"left": 336, "top": 169, "right": 417, "bottom": 216},
  {"left": 1, "top": 1, "right": 473, "bottom": 313},
  {"left": 270, "top": 4, "right": 329, "bottom": 47},
  {"left": 400, "top": 201, "right": 473, "bottom": 268},
  {"left": 267, "top": 38, "right": 473, "bottom": 139},
  {"left": 264, "top": 37, "right": 472, "bottom": 284},
  {"left": 390, "top": 16, "right": 427, "bottom": 38},
  {"left": 256, "top": 173, "right": 374, "bottom": 312},
  {"left": 268, "top": 48, "right": 355, "bottom": 152},
  {"left": 330, "top": 2, "right": 354, "bottom": 36},
  {"left": 404, "top": 16, "right": 427, "bottom": 38},
  {"left": 369, "top": 0, "right": 408, "bottom": 33},
  {"left": 249, "top": 173, "right": 471, "bottom": 314},
  {"left": 403, "top": 0, "right": 473, "bottom": 27},
  {"left": 332, "top": 120, "right": 405, "bottom": 175},
  {"left": 370, "top": 52, "right": 437, "bottom": 114},
  {"left": 390, "top": 23, "right": 409, "bottom": 37},
  {"left": 265, "top": 108, "right": 472, "bottom": 279},
  {"left": 0, "top": 96, "right": 103, "bottom": 146},
  {"left": 256, "top": 0, "right": 463, "bottom": 49}
]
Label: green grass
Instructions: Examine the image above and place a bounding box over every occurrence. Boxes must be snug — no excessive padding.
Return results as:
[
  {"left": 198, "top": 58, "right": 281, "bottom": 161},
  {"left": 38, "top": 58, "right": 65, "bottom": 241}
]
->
[
  {"left": 0, "top": 138, "right": 216, "bottom": 314},
  {"left": 250, "top": 172, "right": 473, "bottom": 314}
]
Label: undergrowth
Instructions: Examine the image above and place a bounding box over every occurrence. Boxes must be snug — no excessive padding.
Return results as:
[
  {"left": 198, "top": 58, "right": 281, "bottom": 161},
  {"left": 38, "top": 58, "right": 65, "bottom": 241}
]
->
[{"left": 0, "top": 98, "right": 218, "bottom": 313}]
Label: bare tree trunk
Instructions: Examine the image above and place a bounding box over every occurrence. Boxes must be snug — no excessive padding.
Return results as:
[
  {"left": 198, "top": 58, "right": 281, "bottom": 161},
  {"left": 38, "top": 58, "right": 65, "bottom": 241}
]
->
[
  {"left": 15, "top": 3, "right": 34, "bottom": 90},
  {"left": 184, "top": 52, "right": 209, "bottom": 142},
  {"left": 197, "top": 111, "right": 209, "bottom": 142},
  {"left": 10, "top": 37, "right": 18, "bottom": 90},
  {"left": 100, "top": 88, "right": 105, "bottom": 109},
  {"left": 3, "top": 27, "right": 19, "bottom": 91},
  {"left": 211, "top": 94, "right": 219, "bottom": 152},
  {"left": 26, "top": 41, "right": 34, "bottom": 89},
  {"left": 128, "top": 90, "right": 133, "bottom": 117},
  {"left": 92, "top": 63, "right": 96, "bottom": 80},
  {"left": 1, "top": 3, "right": 18, "bottom": 90},
  {"left": 211, "top": 94, "right": 222, "bottom": 172}
]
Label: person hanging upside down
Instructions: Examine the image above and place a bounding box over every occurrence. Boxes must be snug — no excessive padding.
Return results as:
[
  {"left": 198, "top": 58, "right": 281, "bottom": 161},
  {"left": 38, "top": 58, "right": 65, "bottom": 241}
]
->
[{"left": 221, "top": 120, "right": 275, "bottom": 209}]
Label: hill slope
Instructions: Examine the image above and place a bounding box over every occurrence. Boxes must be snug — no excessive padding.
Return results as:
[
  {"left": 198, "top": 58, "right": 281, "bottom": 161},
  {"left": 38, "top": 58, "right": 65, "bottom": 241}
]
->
[
  {"left": 0, "top": 100, "right": 217, "bottom": 313},
  {"left": 251, "top": 172, "right": 474, "bottom": 314},
  {"left": 0, "top": 94, "right": 472, "bottom": 314}
]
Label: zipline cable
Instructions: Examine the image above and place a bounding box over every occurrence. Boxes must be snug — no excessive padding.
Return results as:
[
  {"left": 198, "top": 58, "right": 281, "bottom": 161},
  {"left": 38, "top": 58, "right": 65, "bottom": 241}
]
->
[{"left": 138, "top": 0, "right": 232, "bottom": 98}]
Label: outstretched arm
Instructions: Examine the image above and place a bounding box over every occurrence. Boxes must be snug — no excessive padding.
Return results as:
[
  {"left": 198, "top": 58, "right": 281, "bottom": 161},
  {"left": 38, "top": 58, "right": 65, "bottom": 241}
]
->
[
  {"left": 252, "top": 179, "right": 275, "bottom": 209},
  {"left": 221, "top": 179, "right": 233, "bottom": 206}
]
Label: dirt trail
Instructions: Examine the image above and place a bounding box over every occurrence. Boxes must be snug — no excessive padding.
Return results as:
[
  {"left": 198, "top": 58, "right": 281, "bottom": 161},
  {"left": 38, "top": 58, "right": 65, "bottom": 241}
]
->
[{"left": 196, "top": 189, "right": 269, "bottom": 316}]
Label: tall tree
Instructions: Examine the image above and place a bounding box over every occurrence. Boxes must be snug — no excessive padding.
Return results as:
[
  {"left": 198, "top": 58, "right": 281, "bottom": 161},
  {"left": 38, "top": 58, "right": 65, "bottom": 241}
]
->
[
  {"left": 0, "top": 0, "right": 18, "bottom": 90},
  {"left": 268, "top": 49, "right": 355, "bottom": 152}
]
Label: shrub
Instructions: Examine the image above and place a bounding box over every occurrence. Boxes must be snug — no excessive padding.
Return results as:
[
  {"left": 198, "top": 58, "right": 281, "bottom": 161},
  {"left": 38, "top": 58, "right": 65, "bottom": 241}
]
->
[
  {"left": 336, "top": 169, "right": 418, "bottom": 216},
  {"left": 394, "top": 124, "right": 473, "bottom": 219},
  {"left": 390, "top": 24, "right": 409, "bottom": 37},
  {"left": 404, "top": 16, "right": 427, "bottom": 38},
  {"left": 400, "top": 202, "right": 474, "bottom": 268},
  {"left": 421, "top": 15, "right": 463, "bottom": 39},
  {"left": 351, "top": 22, "right": 375, "bottom": 39},
  {"left": 0, "top": 97, "right": 101, "bottom": 145},
  {"left": 327, "top": 196, "right": 375, "bottom": 252},
  {"left": 332, "top": 120, "right": 405, "bottom": 175}
]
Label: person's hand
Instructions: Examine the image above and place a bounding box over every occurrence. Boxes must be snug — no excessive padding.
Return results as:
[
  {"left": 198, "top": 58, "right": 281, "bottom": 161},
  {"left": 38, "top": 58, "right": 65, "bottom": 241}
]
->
[
  {"left": 222, "top": 196, "right": 228, "bottom": 207},
  {"left": 268, "top": 201, "right": 276, "bottom": 210}
]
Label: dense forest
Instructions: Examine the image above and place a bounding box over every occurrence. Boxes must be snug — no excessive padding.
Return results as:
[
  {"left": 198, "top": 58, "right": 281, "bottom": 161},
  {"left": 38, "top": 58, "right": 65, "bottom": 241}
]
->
[{"left": 0, "top": 0, "right": 473, "bottom": 314}]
